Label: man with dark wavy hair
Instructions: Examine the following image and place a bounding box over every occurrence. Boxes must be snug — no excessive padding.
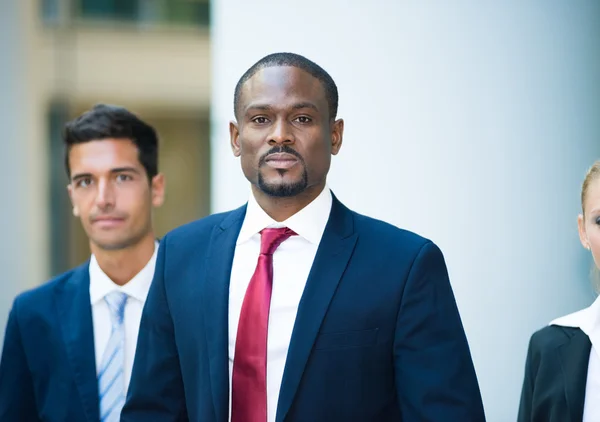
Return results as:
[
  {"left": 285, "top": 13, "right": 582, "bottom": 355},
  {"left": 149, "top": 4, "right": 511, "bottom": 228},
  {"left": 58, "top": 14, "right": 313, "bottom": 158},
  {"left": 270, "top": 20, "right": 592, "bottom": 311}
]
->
[{"left": 0, "top": 104, "right": 166, "bottom": 422}]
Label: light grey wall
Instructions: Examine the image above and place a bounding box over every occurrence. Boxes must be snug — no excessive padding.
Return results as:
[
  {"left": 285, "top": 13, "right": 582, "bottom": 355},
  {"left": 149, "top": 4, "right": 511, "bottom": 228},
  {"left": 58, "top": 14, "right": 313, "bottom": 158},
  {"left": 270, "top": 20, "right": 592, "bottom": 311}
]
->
[
  {"left": 0, "top": 1, "right": 48, "bottom": 350},
  {"left": 210, "top": 1, "right": 600, "bottom": 420},
  {"left": 0, "top": 0, "right": 29, "bottom": 348}
]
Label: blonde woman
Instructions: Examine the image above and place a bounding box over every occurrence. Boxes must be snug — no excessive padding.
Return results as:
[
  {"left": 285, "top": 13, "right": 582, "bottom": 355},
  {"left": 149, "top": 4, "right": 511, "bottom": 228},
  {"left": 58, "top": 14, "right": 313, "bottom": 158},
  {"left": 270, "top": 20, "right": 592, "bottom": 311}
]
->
[{"left": 518, "top": 161, "right": 600, "bottom": 422}]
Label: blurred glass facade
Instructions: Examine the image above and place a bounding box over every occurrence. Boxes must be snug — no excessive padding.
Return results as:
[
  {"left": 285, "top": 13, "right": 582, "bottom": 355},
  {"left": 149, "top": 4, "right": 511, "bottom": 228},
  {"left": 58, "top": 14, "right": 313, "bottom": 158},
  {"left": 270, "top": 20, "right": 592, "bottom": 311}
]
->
[
  {"left": 42, "top": 0, "right": 210, "bottom": 27},
  {"left": 79, "top": 0, "right": 210, "bottom": 26}
]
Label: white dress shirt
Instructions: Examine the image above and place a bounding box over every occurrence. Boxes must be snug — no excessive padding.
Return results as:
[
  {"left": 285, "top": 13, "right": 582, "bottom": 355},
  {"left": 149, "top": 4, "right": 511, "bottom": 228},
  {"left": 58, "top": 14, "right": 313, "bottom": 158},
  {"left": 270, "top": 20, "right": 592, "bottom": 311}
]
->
[
  {"left": 89, "top": 241, "right": 159, "bottom": 393},
  {"left": 228, "top": 186, "right": 332, "bottom": 422},
  {"left": 551, "top": 295, "right": 600, "bottom": 422}
]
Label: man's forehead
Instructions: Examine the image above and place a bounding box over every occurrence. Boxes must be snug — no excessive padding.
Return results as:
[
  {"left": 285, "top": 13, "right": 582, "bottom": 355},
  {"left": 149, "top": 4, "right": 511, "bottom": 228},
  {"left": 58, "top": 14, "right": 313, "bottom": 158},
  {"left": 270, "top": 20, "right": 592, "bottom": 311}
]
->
[
  {"left": 240, "top": 66, "right": 326, "bottom": 107},
  {"left": 69, "top": 139, "right": 141, "bottom": 169}
]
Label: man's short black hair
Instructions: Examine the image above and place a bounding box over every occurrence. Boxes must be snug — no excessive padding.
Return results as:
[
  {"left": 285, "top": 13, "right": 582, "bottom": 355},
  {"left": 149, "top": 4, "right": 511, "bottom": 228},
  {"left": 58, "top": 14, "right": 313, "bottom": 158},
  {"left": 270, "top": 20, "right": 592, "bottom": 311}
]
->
[
  {"left": 63, "top": 104, "right": 159, "bottom": 180},
  {"left": 233, "top": 52, "right": 339, "bottom": 120}
]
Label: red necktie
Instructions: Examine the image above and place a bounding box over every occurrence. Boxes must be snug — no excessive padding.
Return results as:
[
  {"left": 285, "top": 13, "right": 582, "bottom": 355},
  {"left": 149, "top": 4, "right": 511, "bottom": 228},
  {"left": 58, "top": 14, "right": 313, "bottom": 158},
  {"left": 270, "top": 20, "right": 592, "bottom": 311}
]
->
[{"left": 231, "top": 227, "right": 296, "bottom": 422}]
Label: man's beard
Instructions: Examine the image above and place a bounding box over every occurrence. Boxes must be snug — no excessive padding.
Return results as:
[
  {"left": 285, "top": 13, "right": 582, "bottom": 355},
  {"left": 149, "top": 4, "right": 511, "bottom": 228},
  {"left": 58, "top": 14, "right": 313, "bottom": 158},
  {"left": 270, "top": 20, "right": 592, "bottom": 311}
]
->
[
  {"left": 257, "top": 168, "right": 308, "bottom": 197},
  {"left": 257, "top": 145, "right": 308, "bottom": 197}
]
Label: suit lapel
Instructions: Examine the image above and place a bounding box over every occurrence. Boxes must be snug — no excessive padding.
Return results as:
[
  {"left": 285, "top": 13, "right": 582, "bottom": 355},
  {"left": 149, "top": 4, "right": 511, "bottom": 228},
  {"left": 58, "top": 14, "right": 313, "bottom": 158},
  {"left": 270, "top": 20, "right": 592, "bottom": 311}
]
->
[
  {"left": 54, "top": 263, "right": 99, "bottom": 422},
  {"left": 558, "top": 328, "right": 591, "bottom": 422},
  {"left": 276, "top": 196, "right": 358, "bottom": 422},
  {"left": 201, "top": 206, "right": 246, "bottom": 422}
]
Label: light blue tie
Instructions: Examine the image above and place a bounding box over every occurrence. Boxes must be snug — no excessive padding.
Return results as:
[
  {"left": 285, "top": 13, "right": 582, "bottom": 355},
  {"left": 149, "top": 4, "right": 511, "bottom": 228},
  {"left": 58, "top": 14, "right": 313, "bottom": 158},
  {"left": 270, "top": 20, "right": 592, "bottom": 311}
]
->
[{"left": 98, "top": 291, "right": 128, "bottom": 422}]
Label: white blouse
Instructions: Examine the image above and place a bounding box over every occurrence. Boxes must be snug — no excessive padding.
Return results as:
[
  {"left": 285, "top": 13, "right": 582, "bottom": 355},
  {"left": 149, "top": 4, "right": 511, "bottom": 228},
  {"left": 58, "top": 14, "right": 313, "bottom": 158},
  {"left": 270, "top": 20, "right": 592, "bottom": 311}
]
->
[{"left": 551, "top": 295, "right": 600, "bottom": 422}]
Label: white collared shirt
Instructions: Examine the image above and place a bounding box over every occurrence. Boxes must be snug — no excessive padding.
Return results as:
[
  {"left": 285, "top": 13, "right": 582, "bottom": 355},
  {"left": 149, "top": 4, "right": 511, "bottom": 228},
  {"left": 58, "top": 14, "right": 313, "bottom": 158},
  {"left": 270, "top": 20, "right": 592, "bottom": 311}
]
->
[
  {"left": 228, "top": 186, "right": 333, "bottom": 422},
  {"left": 89, "top": 241, "right": 159, "bottom": 393},
  {"left": 551, "top": 295, "right": 600, "bottom": 422}
]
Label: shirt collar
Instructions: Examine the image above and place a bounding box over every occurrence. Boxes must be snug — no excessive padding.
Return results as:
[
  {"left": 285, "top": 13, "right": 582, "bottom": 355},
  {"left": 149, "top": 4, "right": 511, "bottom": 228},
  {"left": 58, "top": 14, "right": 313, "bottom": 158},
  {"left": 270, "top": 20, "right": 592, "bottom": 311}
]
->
[
  {"left": 89, "top": 241, "right": 159, "bottom": 304},
  {"left": 236, "top": 186, "right": 333, "bottom": 246},
  {"left": 550, "top": 294, "right": 600, "bottom": 345}
]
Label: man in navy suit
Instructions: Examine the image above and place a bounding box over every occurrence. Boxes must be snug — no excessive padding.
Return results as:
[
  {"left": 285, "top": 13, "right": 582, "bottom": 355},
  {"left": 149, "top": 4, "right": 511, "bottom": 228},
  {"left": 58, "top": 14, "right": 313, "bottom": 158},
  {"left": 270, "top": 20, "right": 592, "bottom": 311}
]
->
[
  {"left": 122, "top": 52, "right": 486, "bottom": 421},
  {"left": 0, "top": 104, "right": 166, "bottom": 422}
]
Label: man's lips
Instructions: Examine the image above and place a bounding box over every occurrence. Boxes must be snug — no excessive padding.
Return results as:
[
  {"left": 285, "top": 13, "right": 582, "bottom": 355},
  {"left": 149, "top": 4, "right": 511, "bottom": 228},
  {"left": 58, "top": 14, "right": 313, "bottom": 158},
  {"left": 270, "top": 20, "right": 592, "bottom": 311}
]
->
[
  {"left": 91, "top": 217, "right": 125, "bottom": 227},
  {"left": 264, "top": 153, "right": 299, "bottom": 169}
]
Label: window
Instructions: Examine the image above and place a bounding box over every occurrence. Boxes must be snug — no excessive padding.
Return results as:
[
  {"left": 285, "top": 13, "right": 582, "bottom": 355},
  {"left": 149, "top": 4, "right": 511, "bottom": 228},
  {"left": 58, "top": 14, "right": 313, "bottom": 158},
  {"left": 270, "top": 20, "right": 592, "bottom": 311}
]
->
[
  {"left": 41, "top": 0, "right": 61, "bottom": 23},
  {"left": 48, "top": 102, "right": 74, "bottom": 276},
  {"left": 77, "top": 0, "right": 210, "bottom": 26}
]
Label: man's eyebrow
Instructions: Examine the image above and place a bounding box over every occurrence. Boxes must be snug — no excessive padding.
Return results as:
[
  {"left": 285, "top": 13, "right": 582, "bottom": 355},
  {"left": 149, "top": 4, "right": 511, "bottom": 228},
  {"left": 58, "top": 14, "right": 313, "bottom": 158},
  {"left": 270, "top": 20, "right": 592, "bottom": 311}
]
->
[
  {"left": 245, "top": 104, "right": 272, "bottom": 112},
  {"left": 110, "top": 167, "right": 140, "bottom": 174},
  {"left": 292, "top": 102, "right": 319, "bottom": 112},
  {"left": 70, "top": 167, "right": 140, "bottom": 181},
  {"left": 71, "top": 172, "right": 92, "bottom": 181},
  {"left": 244, "top": 102, "right": 319, "bottom": 113}
]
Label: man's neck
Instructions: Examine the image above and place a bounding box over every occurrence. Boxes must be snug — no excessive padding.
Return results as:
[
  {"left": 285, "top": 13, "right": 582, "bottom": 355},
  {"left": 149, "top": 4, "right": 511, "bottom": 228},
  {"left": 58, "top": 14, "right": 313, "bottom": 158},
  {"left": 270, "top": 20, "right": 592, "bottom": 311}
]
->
[
  {"left": 251, "top": 182, "right": 326, "bottom": 222},
  {"left": 91, "top": 234, "right": 156, "bottom": 286}
]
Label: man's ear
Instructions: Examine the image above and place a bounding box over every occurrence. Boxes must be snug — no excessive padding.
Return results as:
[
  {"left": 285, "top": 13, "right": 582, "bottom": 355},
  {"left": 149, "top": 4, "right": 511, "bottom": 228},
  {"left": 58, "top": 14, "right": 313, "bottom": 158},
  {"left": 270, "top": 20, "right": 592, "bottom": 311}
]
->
[
  {"left": 151, "top": 173, "right": 166, "bottom": 208},
  {"left": 67, "top": 183, "right": 79, "bottom": 216},
  {"left": 230, "top": 121, "right": 241, "bottom": 157},
  {"left": 331, "top": 118, "right": 344, "bottom": 155}
]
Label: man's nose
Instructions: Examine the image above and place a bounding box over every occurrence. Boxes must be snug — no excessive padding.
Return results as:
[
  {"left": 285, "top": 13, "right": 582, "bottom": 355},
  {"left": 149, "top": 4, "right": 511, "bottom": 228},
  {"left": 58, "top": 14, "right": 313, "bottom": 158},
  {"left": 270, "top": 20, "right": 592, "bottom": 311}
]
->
[
  {"left": 95, "top": 179, "right": 115, "bottom": 210},
  {"left": 268, "top": 119, "right": 294, "bottom": 145}
]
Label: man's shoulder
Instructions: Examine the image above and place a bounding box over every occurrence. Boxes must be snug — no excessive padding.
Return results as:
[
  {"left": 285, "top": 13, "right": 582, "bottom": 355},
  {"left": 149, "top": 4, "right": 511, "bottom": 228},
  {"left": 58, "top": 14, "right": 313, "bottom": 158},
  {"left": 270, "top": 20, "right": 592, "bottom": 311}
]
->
[
  {"left": 350, "top": 209, "right": 431, "bottom": 252},
  {"left": 12, "top": 263, "right": 88, "bottom": 317}
]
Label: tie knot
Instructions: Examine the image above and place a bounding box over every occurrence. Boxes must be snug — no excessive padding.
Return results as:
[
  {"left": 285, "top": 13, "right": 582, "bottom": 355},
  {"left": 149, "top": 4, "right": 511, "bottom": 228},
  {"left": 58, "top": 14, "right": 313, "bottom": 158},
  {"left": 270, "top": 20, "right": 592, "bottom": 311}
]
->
[
  {"left": 259, "top": 227, "right": 296, "bottom": 255},
  {"left": 104, "top": 291, "right": 128, "bottom": 325}
]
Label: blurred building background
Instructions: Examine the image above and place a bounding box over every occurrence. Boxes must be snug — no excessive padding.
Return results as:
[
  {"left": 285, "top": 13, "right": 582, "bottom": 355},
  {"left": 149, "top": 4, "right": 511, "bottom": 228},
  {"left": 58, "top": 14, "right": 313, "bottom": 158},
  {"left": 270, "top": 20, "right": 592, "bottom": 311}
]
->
[
  {"left": 44, "top": 0, "right": 212, "bottom": 272},
  {"left": 1, "top": 0, "right": 211, "bottom": 282},
  {"left": 2, "top": 1, "right": 600, "bottom": 421}
]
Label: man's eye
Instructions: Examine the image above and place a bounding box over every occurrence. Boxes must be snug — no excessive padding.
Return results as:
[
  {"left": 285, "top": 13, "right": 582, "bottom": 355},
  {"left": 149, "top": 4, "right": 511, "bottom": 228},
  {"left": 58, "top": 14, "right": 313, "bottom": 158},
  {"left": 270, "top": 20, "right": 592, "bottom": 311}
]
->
[
  {"left": 295, "top": 116, "right": 312, "bottom": 123},
  {"left": 116, "top": 174, "right": 132, "bottom": 182},
  {"left": 252, "top": 117, "right": 269, "bottom": 124},
  {"left": 76, "top": 178, "right": 92, "bottom": 188}
]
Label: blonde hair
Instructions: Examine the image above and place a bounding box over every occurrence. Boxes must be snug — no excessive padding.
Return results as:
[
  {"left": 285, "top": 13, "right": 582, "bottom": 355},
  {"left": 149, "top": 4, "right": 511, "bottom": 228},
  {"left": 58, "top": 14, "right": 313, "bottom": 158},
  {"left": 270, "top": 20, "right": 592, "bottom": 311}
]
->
[
  {"left": 581, "top": 161, "right": 600, "bottom": 292},
  {"left": 581, "top": 161, "right": 600, "bottom": 215}
]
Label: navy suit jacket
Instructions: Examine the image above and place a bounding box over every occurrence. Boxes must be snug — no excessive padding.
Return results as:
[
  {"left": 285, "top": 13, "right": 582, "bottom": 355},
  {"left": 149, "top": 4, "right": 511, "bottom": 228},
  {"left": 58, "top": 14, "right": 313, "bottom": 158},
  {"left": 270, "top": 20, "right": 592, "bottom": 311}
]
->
[
  {"left": 0, "top": 263, "right": 101, "bottom": 422},
  {"left": 122, "top": 195, "right": 485, "bottom": 421},
  {"left": 517, "top": 325, "right": 591, "bottom": 422}
]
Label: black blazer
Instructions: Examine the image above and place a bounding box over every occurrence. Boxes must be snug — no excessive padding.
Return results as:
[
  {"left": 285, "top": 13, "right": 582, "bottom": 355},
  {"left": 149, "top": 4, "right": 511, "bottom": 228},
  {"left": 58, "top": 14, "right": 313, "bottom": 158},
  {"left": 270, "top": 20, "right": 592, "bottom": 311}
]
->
[{"left": 517, "top": 325, "right": 591, "bottom": 422}]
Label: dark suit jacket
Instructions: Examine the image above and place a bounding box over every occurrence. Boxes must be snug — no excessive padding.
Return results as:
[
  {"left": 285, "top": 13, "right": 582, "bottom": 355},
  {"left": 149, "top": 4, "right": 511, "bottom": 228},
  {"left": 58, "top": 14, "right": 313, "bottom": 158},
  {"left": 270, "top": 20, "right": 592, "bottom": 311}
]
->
[
  {"left": 0, "top": 263, "right": 101, "bottom": 422},
  {"left": 517, "top": 325, "right": 591, "bottom": 422},
  {"left": 122, "top": 195, "right": 486, "bottom": 421}
]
